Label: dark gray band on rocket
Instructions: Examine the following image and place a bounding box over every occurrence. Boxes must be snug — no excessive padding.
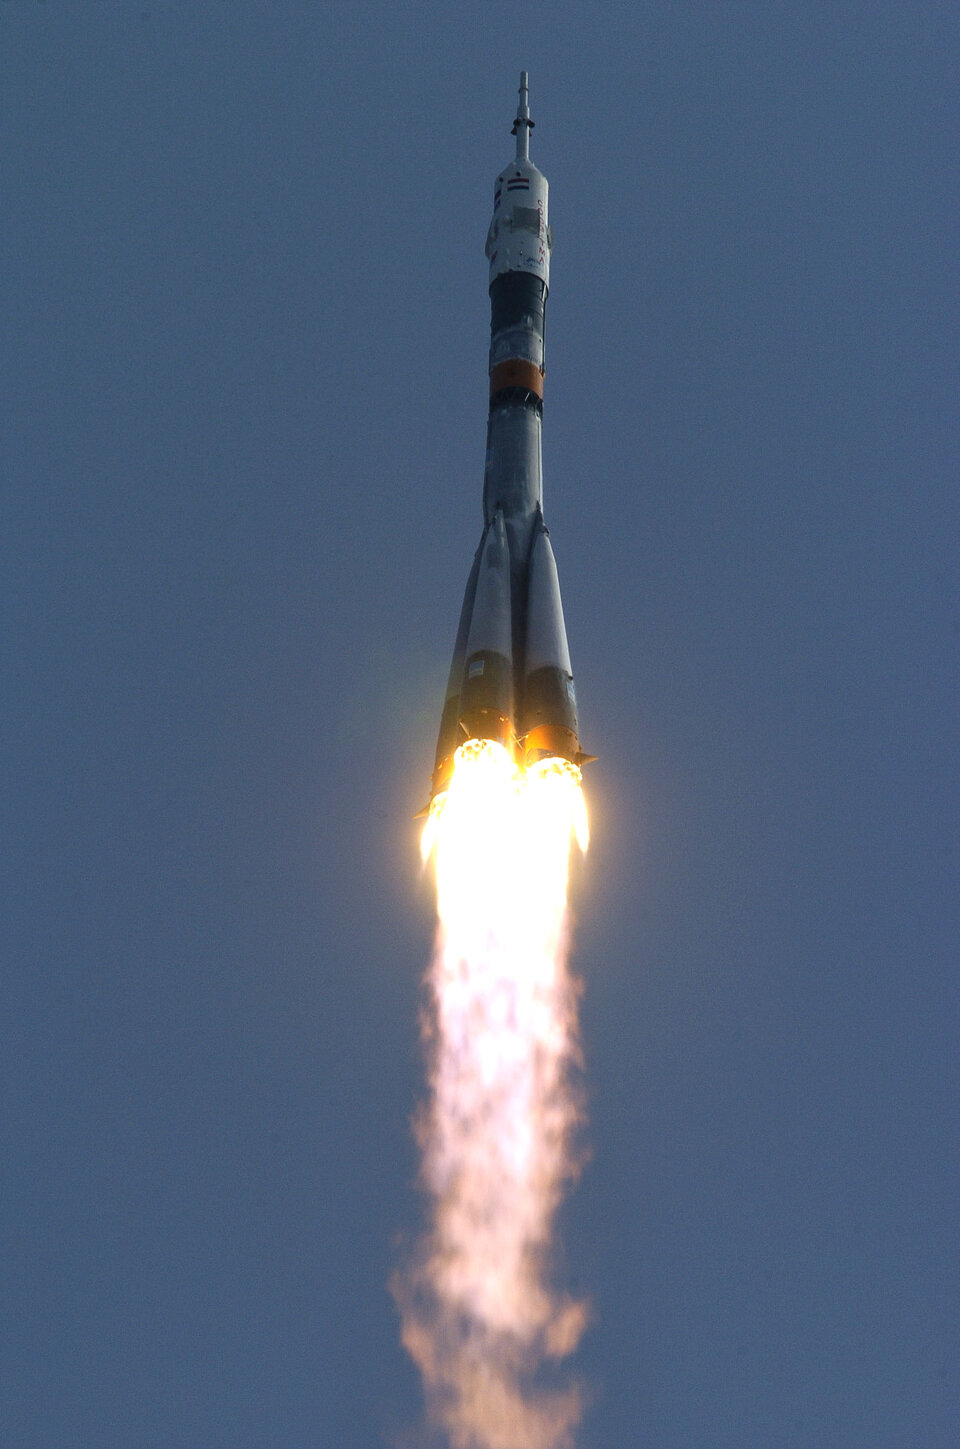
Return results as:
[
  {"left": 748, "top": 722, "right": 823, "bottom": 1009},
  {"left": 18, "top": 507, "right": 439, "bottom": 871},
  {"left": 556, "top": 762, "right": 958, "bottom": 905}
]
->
[
  {"left": 489, "top": 387, "right": 543, "bottom": 416},
  {"left": 488, "top": 271, "right": 548, "bottom": 380},
  {"left": 459, "top": 649, "right": 514, "bottom": 743},
  {"left": 490, "top": 272, "right": 547, "bottom": 339},
  {"left": 519, "top": 664, "right": 579, "bottom": 738}
]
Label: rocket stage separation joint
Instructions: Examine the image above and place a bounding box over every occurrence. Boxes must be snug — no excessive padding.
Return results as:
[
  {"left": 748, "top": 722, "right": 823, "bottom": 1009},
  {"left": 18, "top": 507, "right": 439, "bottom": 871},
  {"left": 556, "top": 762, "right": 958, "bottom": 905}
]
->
[{"left": 427, "top": 73, "right": 594, "bottom": 806}]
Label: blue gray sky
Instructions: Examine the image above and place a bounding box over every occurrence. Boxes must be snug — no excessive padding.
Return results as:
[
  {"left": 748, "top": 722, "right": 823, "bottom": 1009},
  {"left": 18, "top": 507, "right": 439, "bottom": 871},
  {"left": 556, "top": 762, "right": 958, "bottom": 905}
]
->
[{"left": 3, "top": 4, "right": 957, "bottom": 1446}]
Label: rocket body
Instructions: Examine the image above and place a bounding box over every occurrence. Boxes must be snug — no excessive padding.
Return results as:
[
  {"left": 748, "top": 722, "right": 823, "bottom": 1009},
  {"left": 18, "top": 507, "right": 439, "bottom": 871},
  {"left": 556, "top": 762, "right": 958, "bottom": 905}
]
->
[{"left": 431, "top": 75, "right": 586, "bottom": 801}]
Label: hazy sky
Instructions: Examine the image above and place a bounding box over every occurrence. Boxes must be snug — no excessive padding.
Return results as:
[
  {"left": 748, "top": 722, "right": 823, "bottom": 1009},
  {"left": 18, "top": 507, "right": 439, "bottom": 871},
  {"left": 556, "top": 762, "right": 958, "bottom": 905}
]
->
[{"left": 4, "top": 4, "right": 957, "bottom": 1447}]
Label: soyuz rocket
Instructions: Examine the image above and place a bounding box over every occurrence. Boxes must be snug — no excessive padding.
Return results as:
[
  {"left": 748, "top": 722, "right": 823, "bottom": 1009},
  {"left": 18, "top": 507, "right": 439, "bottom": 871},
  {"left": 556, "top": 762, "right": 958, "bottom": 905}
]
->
[{"left": 429, "top": 73, "right": 591, "bottom": 803}]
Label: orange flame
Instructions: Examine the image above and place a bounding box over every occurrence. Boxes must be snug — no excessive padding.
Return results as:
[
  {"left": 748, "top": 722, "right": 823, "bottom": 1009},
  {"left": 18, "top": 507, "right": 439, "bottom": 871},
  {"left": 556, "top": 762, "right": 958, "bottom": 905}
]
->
[{"left": 396, "top": 742, "right": 589, "bottom": 1449}]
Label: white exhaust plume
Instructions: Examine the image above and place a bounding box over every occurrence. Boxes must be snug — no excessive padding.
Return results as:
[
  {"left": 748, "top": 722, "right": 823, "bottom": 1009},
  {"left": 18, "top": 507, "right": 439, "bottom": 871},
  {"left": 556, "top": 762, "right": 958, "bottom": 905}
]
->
[{"left": 395, "top": 741, "right": 590, "bottom": 1449}]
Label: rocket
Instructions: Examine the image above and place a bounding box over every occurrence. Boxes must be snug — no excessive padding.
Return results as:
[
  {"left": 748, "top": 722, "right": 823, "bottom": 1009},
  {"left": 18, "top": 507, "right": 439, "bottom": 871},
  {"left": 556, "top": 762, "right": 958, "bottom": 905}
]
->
[{"left": 429, "top": 73, "right": 592, "bottom": 803}]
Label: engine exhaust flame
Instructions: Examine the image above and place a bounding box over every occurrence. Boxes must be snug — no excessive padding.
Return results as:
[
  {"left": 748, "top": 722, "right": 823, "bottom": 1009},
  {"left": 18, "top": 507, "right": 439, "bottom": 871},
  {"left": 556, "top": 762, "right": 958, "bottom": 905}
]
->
[{"left": 395, "top": 741, "right": 589, "bottom": 1449}]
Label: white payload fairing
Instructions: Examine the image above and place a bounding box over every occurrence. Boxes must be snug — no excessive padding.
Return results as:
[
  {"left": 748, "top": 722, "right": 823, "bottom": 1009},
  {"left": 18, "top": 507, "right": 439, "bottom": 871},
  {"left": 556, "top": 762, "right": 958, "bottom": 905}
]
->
[{"left": 429, "top": 74, "right": 591, "bottom": 803}]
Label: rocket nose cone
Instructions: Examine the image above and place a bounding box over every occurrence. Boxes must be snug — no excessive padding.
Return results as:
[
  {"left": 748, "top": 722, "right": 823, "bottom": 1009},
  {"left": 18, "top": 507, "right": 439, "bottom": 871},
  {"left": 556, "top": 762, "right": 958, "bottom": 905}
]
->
[{"left": 511, "top": 71, "right": 534, "bottom": 159}]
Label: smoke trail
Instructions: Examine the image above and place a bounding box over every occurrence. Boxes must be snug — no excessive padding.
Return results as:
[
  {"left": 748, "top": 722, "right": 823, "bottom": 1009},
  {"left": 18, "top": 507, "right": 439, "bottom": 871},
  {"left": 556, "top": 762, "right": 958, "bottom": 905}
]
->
[{"left": 395, "top": 742, "right": 589, "bottom": 1449}]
